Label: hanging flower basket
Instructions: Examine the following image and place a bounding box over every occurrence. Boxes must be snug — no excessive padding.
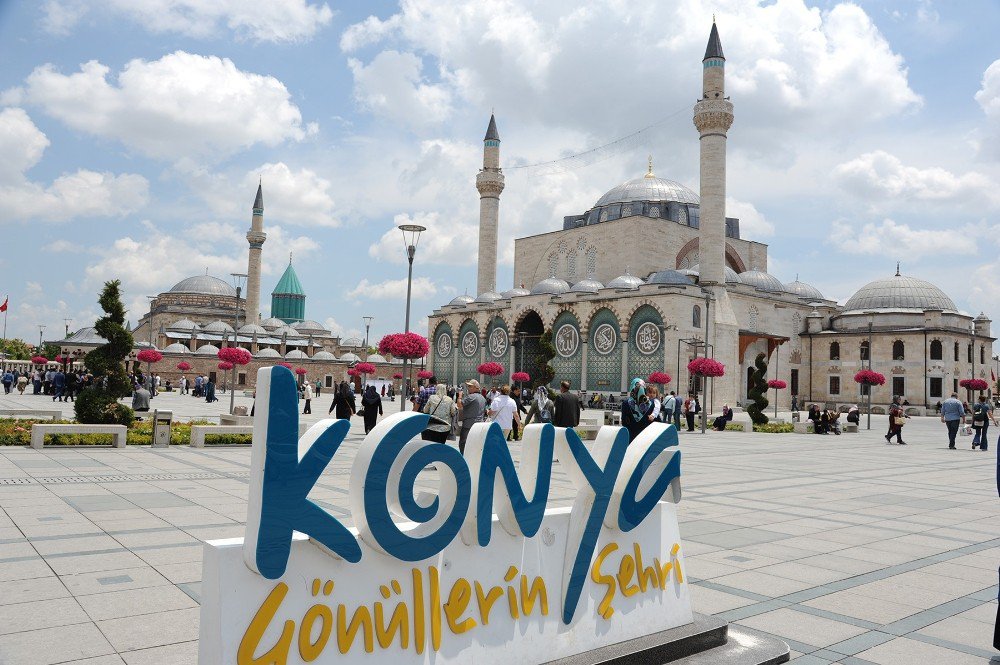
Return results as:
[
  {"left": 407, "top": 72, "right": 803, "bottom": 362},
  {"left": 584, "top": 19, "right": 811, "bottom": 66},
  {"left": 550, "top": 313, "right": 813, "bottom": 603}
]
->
[
  {"left": 688, "top": 357, "right": 725, "bottom": 377},
  {"left": 217, "top": 361, "right": 234, "bottom": 370},
  {"left": 959, "top": 378, "right": 989, "bottom": 391},
  {"left": 853, "top": 369, "right": 885, "bottom": 386},
  {"left": 294, "top": 367, "right": 308, "bottom": 376},
  {"left": 378, "top": 332, "right": 429, "bottom": 359},
  {"left": 54, "top": 355, "right": 67, "bottom": 363},
  {"left": 392, "top": 373, "right": 403, "bottom": 380},
  {"left": 648, "top": 371, "right": 672, "bottom": 386},
  {"left": 176, "top": 361, "right": 191, "bottom": 371},
  {"left": 31, "top": 355, "right": 49, "bottom": 365},
  {"left": 218, "top": 347, "right": 252, "bottom": 365},
  {"left": 478, "top": 362, "right": 504, "bottom": 377},
  {"left": 767, "top": 379, "right": 787, "bottom": 390},
  {"left": 417, "top": 369, "right": 434, "bottom": 380},
  {"left": 137, "top": 349, "right": 163, "bottom": 364},
  {"left": 355, "top": 362, "right": 376, "bottom": 375},
  {"left": 347, "top": 368, "right": 360, "bottom": 377},
  {"left": 277, "top": 361, "right": 293, "bottom": 369},
  {"left": 511, "top": 371, "right": 531, "bottom": 384}
]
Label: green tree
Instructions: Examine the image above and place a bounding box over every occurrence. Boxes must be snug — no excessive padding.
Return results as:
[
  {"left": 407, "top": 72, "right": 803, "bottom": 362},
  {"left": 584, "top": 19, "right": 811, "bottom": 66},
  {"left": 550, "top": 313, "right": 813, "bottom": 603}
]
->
[
  {"left": 0, "top": 338, "right": 33, "bottom": 360},
  {"left": 41, "top": 343, "right": 61, "bottom": 359},
  {"left": 746, "top": 352, "right": 770, "bottom": 426},
  {"left": 75, "top": 280, "right": 135, "bottom": 425},
  {"left": 532, "top": 330, "right": 556, "bottom": 389}
]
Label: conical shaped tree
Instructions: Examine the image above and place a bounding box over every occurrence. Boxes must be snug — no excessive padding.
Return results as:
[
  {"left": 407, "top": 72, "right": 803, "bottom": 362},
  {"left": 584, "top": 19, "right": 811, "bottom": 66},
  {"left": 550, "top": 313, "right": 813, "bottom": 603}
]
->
[
  {"left": 746, "top": 352, "right": 770, "bottom": 426},
  {"left": 75, "top": 280, "right": 135, "bottom": 425}
]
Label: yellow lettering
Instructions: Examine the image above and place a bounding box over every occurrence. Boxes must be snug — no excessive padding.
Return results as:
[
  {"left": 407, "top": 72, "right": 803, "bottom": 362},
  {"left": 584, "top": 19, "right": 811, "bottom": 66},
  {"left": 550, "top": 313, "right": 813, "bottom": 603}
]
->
[
  {"left": 298, "top": 604, "right": 332, "bottom": 662},
  {"left": 617, "top": 554, "right": 640, "bottom": 597},
  {"left": 591, "top": 543, "right": 618, "bottom": 619},
  {"left": 374, "top": 599, "right": 409, "bottom": 649},
  {"left": 671, "top": 543, "right": 684, "bottom": 583},
  {"left": 633, "top": 543, "right": 659, "bottom": 593},
  {"left": 474, "top": 582, "right": 504, "bottom": 625},
  {"left": 505, "top": 565, "right": 519, "bottom": 619},
  {"left": 444, "top": 578, "right": 477, "bottom": 634},
  {"left": 238, "top": 582, "right": 294, "bottom": 665},
  {"left": 655, "top": 558, "right": 673, "bottom": 589},
  {"left": 336, "top": 605, "right": 374, "bottom": 654},
  {"left": 429, "top": 566, "right": 442, "bottom": 651},
  {"left": 519, "top": 575, "right": 548, "bottom": 617},
  {"left": 412, "top": 568, "right": 425, "bottom": 654}
]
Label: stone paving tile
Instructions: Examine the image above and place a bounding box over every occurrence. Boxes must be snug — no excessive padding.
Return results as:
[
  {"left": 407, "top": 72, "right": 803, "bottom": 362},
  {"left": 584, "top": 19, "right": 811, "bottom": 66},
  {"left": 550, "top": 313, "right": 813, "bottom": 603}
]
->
[
  {"left": 96, "top": 607, "right": 200, "bottom": 652},
  {"left": 736, "top": 607, "right": 868, "bottom": 648},
  {"left": 854, "top": 636, "right": 987, "bottom": 664},
  {"left": 120, "top": 641, "right": 199, "bottom": 665},
  {"left": 76, "top": 585, "right": 198, "bottom": 621},
  {"left": 0, "top": 596, "right": 91, "bottom": 635},
  {"left": 60, "top": 566, "right": 173, "bottom": 596},
  {"left": 0, "top": 622, "right": 115, "bottom": 665},
  {"left": 802, "top": 591, "right": 924, "bottom": 625}
]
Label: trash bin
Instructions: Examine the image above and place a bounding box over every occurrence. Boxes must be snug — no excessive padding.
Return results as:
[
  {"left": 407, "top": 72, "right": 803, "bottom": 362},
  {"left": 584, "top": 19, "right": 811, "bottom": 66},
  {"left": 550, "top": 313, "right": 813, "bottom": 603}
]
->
[{"left": 152, "top": 409, "right": 172, "bottom": 448}]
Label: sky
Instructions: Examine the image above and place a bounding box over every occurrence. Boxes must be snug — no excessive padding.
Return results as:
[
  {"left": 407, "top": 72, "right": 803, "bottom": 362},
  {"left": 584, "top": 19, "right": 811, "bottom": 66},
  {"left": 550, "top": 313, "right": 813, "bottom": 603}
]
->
[{"left": 1, "top": 0, "right": 999, "bottom": 349}]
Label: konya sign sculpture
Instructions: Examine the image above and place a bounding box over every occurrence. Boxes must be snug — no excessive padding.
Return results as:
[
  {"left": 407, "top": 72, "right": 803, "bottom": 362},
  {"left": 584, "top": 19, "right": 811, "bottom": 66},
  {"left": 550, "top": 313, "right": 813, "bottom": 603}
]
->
[{"left": 199, "top": 366, "right": 691, "bottom": 664}]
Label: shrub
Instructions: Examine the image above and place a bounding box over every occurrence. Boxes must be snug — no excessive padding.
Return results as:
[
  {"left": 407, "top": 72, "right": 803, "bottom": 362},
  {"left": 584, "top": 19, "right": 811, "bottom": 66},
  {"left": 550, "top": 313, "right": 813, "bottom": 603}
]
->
[
  {"left": 74, "top": 389, "right": 135, "bottom": 427},
  {"left": 752, "top": 422, "right": 794, "bottom": 433},
  {"left": 745, "top": 352, "right": 770, "bottom": 426},
  {"left": 77, "top": 280, "right": 134, "bottom": 425}
]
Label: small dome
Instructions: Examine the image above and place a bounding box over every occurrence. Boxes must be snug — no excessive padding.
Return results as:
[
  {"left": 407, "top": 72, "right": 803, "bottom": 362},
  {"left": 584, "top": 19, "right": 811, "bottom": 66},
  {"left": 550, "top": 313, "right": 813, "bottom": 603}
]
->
[
  {"left": 168, "top": 275, "right": 237, "bottom": 297},
  {"left": 502, "top": 287, "right": 530, "bottom": 298},
  {"left": 255, "top": 348, "right": 281, "bottom": 358},
  {"left": 844, "top": 273, "right": 957, "bottom": 312},
  {"left": 530, "top": 277, "right": 570, "bottom": 295},
  {"left": 474, "top": 291, "right": 503, "bottom": 303},
  {"left": 607, "top": 271, "right": 644, "bottom": 290},
  {"left": 340, "top": 352, "right": 361, "bottom": 362},
  {"left": 259, "top": 317, "right": 285, "bottom": 330},
  {"left": 201, "top": 320, "right": 234, "bottom": 333},
  {"left": 195, "top": 344, "right": 220, "bottom": 355},
  {"left": 648, "top": 269, "right": 694, "bottom": 286},
  {"left": 975, "top": 311, "right": 991, "bottom": 321},
  {"left": 292, "top": 320, "right": 328, "bottom": 333},
  {"left": 341, "top": 337, "right": 363, "bottom": 347},
  {"left": 570, "top": 278, "right": 604, "bottom": 293},
  {"left": 367, "top": 354, "right": 387, "bottom": 363},
  {"left": 273, "top": 325, "right": 298, "bottom": 337},
  {"left": 739, "top": 269, "right": 784, "bottom": 292},
  {"left": 784, "top": 280, "right": 825, "bottom": 301},
  {"left": 285, "top": 349, "right": 308, "bottom": 359},
  {"left": 238, "top": 323, "right": 268, "bottom": 335},
  {"left": 685, "top": 264, "right": 743, "bottom": 284},
  {"left": 311, "top": 351, "right": 336, "bottom": 360},
  {"left": 167, "top": 318, "right": 200, "bottom": 332},
  {"left": 594, "top": 176, "right": 699, "bottom": 207},
  {"left": 448, "top": 295, "right": 475, "bottom": 306},
  {"left": 162, "top": 343, "right": 189, "bottom": 353}
]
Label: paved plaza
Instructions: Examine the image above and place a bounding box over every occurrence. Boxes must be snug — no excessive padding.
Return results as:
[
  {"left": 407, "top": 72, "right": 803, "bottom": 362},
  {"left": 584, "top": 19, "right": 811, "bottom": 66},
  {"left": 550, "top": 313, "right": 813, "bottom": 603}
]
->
[{"left": 0, "top": 405, "right": 997, "bottom": 664}]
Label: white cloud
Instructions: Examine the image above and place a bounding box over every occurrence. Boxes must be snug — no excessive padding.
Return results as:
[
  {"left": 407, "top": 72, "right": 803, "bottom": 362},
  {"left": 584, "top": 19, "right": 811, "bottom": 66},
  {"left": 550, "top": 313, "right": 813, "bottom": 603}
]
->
[
  {"left": 0, "top": 107, "right": 148, "bottom": 223},
  {"left": 347, "top": 51, "right": 453, "bottom": 129},
  {"left": 346, "top": 277, "right": 438, "bottom": 302},
  {"left": 832, "top": 150, "right": 999, "bottom": 208},
  {"left": 4, "top": 52, "right": 314, "bottom": 161},
  {"left": 830, "top": 218, "right": 979, "bottom": 259},
  {"left": 369, "top": 212, "right": 479, "bottom": 266},
  {"left": 726, "top": 197, "right": 773, "bottom": 237},
  {"left": 42, "top": 0, "right": 334, "bottom": 42},
  {"left": 975, "top": 59, "right": 1000, "bottom": 160}
]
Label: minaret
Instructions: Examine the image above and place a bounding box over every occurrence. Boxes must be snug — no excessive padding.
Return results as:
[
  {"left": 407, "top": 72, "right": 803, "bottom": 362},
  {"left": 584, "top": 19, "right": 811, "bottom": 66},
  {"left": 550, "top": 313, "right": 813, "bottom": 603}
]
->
[
  {"left": 476, "top": 114, "right": 504, "bottom": 295},
  {"left": 245, "top": 182, "right": 266, "bottom": 324},
  {"left": 693, "top": 20, "right": 733, "bottom": 288}
]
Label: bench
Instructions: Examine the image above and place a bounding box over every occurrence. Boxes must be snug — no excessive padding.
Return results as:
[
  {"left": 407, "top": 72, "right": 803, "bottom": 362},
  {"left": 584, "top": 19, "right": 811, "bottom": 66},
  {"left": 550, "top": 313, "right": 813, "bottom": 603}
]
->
[
  {"left": 843, "top": 423, "right": 858, "bottom": 433},
  {"left": 793, "top": 422, "right": 814, "bottom": 434},
  {"left": 726, "top": 422, "right": 748, "bottom": 432},
  {"left": 30, "top": 424, "right": 126, "bottom": 449},
  {"left": 219, "top": 414, "right": 253, "bottom": 426},
  {"left": 0, "top": 409, "right": 62, "bottom": 421},
  {"left": 190, "top": 422, "right": 310, "bottom": 447}
]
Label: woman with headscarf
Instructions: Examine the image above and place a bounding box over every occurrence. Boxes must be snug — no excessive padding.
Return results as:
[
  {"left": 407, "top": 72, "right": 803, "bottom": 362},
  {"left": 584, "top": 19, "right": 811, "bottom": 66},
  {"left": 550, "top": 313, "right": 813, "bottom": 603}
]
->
[
  {"left": 711, "top": 405, "right": 733, "bottom": 431},
  {"left": 422, "top": 383, "right": 457, "bottom": 443},
  {"left": 329, "top": 380, "right": 356, "bottom": 420},
  {"left": 360, "top": 385, "right": 383, "bottom": 434},
  {"left": 524, "top": 386, "right": 554, "bottom": 426},
  {"left": 621, "top": 378, "right": 651, "bottom": 442}
]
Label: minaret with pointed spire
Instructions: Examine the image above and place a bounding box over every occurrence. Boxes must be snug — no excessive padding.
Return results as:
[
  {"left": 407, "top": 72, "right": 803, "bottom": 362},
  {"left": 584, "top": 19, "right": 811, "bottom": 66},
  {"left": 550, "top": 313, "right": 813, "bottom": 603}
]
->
[
  {"left": 693, "top": 19, "right": 733, "bottom": 288},
  {"left": 476, "top": 113, "right": 504, "bottom": 295},
  {"left": 245, "top": 181, "right": 266, "bottom": 324}
]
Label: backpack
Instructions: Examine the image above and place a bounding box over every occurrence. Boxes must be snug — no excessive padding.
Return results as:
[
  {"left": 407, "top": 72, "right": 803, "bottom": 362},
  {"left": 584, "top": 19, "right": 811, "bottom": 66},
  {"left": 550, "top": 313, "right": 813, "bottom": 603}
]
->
[
  {"left": 973, "top": 403, "right": 988, "bottom": 423},
  {"left": 539, "top": 404, "right": 552, "bottom": 423}
]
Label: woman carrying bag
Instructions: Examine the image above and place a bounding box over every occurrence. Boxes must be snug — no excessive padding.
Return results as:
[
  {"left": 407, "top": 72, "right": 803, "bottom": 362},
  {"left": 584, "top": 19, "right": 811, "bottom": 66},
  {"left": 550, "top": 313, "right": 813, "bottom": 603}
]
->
[
  {"left": 422, "top": 383, "right": 457, "bottom": 443},
  {"left": 329, "top": 381, "right": 356, "bottom": 421},
  {"left": 360, "top": 385, "right": 383, "bottom": 434}
]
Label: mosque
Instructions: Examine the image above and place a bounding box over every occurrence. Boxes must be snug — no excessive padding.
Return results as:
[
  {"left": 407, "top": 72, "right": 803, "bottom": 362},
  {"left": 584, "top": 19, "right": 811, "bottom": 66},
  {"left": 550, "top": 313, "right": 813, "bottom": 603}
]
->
[{"left": 426, "top": 22, "right": 994, "bottom": 413}]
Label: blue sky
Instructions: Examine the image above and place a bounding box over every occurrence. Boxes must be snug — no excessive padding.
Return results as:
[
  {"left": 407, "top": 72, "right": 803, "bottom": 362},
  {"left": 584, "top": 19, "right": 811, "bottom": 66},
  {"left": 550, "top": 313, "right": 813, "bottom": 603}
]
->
[{"left": 1, "top": 0, "right": 999, "bottom": 348}]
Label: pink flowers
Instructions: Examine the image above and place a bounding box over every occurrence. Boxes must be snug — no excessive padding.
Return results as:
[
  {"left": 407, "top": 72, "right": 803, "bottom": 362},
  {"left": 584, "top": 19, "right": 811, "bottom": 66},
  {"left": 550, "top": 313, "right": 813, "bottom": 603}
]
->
[
  {"left": 511, "top": 371, "right": 531, "bottom": 383},
  {"left": 648, "top": 371, "right": 672, "bottom": 385},
  {"left": 767, "top": 379, "right": 787, "bottom": 390},
  {"left": 30, "top": 355, "right": 48, "bottom": 364},
  {"left": 355, "top": 362, "right": 376, "bottom": 375},
  {"left": 378, "top": 332, "right": 430, "bottom": 359},
  {"left": 477, "top": 362, "right": 504, "bottom": 377},
  {"left": 688, "top": 357, "right": 725, "bottom": 377},
  {"left": 217, "top": 347, "right": 252, "bottom": 365},
  {"left": 392, "top": 373, "right": 403, "bottom": 380},
  {"left": 136, "top": 349, "right": 163, "bottom": 364},
  {"left": 176, "top": 361, "right": 191, "bottom": 371},
  {"left": 294, "top": 367, "right": 308, "bottom": 376},
  {"left": 417, "top": 370, "right": 434, "bottom": 380},
  {"left": 854, "top": 370, "right": 886, "bottom": 386},
  {"left": 218, "top": 361, "right": 234, "bottom": 371},
  {"left": 959, "top": 378, "right": 989, "bottom": 391}
]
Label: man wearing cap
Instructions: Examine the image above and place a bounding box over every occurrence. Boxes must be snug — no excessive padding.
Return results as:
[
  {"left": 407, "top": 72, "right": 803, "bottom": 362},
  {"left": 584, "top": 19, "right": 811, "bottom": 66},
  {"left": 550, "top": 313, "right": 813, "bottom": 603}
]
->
[{"left": 457, "top": 379, "right": 487, "bottom": 455}]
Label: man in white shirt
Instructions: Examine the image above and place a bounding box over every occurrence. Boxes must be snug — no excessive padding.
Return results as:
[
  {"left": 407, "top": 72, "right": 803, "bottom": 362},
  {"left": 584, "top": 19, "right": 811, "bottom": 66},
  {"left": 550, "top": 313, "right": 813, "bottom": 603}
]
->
[
  {"left": 662, "top": 391, "right": 677, "bottom": 424},
  {"left": 487, "top": 384, "right": 521, "bottom": 440}
]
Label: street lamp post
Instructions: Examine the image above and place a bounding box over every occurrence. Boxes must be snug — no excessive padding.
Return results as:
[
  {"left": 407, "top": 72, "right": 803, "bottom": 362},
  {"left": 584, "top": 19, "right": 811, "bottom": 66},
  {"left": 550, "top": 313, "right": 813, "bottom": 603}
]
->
[
  {"left": 971, "top": 324, "right": 976, "bottom": 401},
  {"left": 398, "top": 224, "right": 426, "bottom": 412},
  {"left": 866, "top": 311, "right": 874, "bottom": 431},
  {"left": 230, "top": 273, "right": 247, "bottom": 415},
  {"left": 37, "top": 324, "right": 45, "bottom": 353},
  {"left": 363, "top": 316, "right": 374, "bottom": 362}
]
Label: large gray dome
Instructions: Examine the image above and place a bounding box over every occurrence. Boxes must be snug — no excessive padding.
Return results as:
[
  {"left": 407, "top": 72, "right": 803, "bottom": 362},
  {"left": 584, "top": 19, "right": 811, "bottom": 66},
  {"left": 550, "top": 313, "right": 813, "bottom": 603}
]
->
[
  {"left": 785, "top": 279, "right": 825, "bottom": 301},
  {"left": 607, "top": 271, "right": 644, "bottom": 290},
  {"left": 570, "top": 278, "right": 604, "bottom": 294},
  {"left": 739, "top": 269, "right": 784, "bottom": 292},
  {"left": 530, "top": 278, "right": 570, "bottom": 295},
  {"left": 168, "top": 275, "right": 237, "bottom": 297},
  {"left": 448, "top": 295, "right": 475, "bottom": 306},
  {"left": 474, "top": 291, "right": 503, "bottom": 303},
  {"left": 648, "top": 269, "right": 694, "bottom": 286},
  {"left": 502, "top": 287, "right": 530, "bottom": 298},
  {"left": 595, "top": 176, "right": 699, "bottom": 207},
  {"left": 683, "top": 264, "right": 743, "bottom": 284},
  {"left": 844, "top": 274, "right": 957, "bottom": 312}
]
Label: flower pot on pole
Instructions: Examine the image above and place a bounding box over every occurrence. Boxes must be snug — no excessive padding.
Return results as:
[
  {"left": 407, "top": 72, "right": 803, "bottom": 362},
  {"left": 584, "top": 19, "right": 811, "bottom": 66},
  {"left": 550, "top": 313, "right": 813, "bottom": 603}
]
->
[
  {"left": 767, "top": 379, "right": 787, "bottom": 419},
  {"left": 854, "top": 369, "right": 885, "bottom": 430},
  {"left": 687, "top": 358, "right": 725, "bottom": 434}
]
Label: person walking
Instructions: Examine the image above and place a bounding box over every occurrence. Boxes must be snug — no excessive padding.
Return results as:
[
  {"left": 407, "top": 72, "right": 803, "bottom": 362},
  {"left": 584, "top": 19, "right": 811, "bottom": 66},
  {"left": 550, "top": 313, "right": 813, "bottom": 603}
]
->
[
  {"left": 940, "top": 392, "right": 966, "bottom": 449},
  {"left": 302, "top": 381, "right": 313, "bottom": 414},
  {"left": 421, "top": 383, "right": 456, "bottom": 443},
  {"left": 552, "top": 380, "right": 581, "bottom": 428},
  {"left": 457, "top": 379, "right": 487, "bottom": 454},
  {"left": 487, "top": 384, "right": 520, "bottom": 440},
  {"left": 1, "top": 369, "right": 12, "bottom": 394},
  {"left": 622, "top": 379, "right": 652, "bottom": 442},
  {"left": 52, "top": 369, "right": 66, "bottom": 402},
  {"left": 361, "top": 385, "right": 383, "bottom": 434},
  {"left": 886, "top": 396, "right": 907, "bottom": 444},
  {"left": 524, "top": 386, "right": 554, "bottom": 426},
  {"left": 662, "top": 390, "right": 676, "bottom": 426},
  {"left": 205, "top": 378, "right": 217, "bottom": 403},
  {"left": 330, "top": 381, "right": 356, "bottom": 420},
  {"left": 971, "top": 393, "right": 995, "bottom": 451},
  {"left": 16, "top": 373, "right": 28, "bottom": 395}
]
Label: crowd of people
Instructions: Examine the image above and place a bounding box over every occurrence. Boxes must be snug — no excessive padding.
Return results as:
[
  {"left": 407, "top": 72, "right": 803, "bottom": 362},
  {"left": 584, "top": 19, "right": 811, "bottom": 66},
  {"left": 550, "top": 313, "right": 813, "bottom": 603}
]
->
[{"left": 1, "top": 367, "right": 92, "bottom": 401}]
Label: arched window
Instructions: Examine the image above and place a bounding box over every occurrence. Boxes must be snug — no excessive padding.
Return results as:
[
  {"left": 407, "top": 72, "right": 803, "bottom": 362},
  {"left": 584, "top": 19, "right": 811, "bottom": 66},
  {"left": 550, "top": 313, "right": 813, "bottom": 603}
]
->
[
  {"left": 954, "top": 341, "right": 960, "bottom": 361},
  {"left": 967, "top": 344, "right": 973, "bottom": 363},
  {"left": 860, "top": 340, "right": 870, "bottom": 362},
  {"left": 692, "top": 305, "right": 701, "bottom": 329},
  {"left": 892, "top": 340, "right": 904, "bottom": 361},
  {"left": 829, "top": 342, "right": 840, "bottom": 360},
  {"left": 981, "top": 345, "right": 985, "bottom": 365},
  {"left": 929, "top": 339, "right": 942, "bottom": 360}
]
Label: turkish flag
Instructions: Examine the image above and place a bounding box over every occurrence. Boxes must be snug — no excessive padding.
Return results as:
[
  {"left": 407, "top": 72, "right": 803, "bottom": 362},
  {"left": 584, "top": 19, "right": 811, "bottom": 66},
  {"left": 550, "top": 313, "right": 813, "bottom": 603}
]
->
[{"left": 0, "top": 296, "right": 7, "bottom": 312}]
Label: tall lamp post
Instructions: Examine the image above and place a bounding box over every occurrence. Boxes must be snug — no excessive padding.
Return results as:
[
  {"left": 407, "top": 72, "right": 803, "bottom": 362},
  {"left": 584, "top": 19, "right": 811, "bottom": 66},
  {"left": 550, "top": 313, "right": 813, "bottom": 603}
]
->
[
  {"left": 971, "top": 323, "right": 976, "bottom": 401},
  {"left": 37, "top": 324, "right": 46, "bottom": 354},
  {"left": 398, "top": 223, "right": 426, "bottom": 411},
  {"left": 866, "top": 311, "right": 874, "bottom": 430},
  {"left": 362, "top": 316, "right": 374, "bottom": 361},
  {"left": 230, "top": 273, "right": 247, "bottom": 415}
]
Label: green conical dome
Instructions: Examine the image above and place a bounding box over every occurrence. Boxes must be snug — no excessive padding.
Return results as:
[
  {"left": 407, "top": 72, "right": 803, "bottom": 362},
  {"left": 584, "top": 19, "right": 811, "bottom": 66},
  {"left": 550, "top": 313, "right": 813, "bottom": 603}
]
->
[
  {"left": 271, "top": 256, "right": 306, "bottom": 324},
  {"left": 272, "top": 261, "right": 304, "bottom": 296}
]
